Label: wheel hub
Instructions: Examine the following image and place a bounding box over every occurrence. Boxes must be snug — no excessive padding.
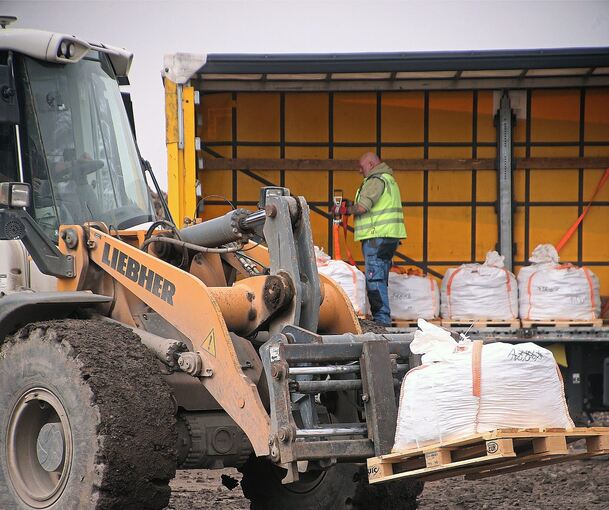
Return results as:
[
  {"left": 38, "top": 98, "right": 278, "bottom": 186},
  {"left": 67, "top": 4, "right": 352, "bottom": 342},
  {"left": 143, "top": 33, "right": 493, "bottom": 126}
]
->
[
  {"left": 6, "top": 387, "right": 73, "bottom": 508},
  {"left": 37, "top": 422, "right": 65, "bottom": 472}
]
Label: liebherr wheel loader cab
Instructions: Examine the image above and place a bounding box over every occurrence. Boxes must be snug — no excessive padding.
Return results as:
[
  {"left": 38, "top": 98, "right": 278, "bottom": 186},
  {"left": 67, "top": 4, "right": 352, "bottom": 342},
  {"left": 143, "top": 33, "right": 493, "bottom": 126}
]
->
[{"left": 0, "top": 19, "right": 420, "bottom": 510}]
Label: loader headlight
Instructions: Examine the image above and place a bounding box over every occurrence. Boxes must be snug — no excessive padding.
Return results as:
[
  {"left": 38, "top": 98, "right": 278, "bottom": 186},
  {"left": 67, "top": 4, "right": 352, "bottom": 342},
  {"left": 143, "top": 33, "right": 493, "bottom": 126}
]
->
[
  {"left": 0, "top": 182, "right": 31, "bottom": 208},
  {"left": 58, "top": 40, "right": 75, "bottom": 59},
  {"left": 48, "top": 35, "right": 90, "bottom": 63}
]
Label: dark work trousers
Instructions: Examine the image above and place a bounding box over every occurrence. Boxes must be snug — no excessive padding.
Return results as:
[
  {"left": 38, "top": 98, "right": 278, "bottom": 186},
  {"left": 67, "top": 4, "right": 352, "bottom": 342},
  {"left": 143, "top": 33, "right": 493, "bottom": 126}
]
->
[{"left": 361, "top": 237, "right": 399, "bottom": 326}]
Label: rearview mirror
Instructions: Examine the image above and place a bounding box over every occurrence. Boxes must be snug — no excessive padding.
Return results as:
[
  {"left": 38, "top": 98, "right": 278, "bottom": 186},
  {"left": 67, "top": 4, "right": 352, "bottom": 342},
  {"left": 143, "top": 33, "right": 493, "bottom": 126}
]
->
[{"left": 0, "top": 182, "right": 31, "bottom": 208}]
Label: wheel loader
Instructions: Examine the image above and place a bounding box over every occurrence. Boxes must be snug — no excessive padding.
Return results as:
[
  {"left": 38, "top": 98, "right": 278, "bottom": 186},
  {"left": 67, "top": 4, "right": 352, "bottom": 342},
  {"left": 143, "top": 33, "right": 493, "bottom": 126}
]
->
[{"left": 0, "top": 19, "right": 422, "bottom": 509}]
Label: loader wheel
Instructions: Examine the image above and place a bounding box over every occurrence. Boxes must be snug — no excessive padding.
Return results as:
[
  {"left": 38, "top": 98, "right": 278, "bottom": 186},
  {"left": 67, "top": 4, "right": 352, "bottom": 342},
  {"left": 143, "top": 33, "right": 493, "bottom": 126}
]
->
[
  {"left": 240, "top": 456, "right": 422, "bottom": 510},
  {"left": 0, "top": 319, "right": 177, "bottom": 510}
]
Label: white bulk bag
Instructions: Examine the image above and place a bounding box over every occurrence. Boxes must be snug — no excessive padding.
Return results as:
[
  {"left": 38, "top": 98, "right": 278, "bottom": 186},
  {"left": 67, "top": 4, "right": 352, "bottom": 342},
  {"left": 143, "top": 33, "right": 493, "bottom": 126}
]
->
[
  {"left": 314, "top": 246, "right": 332, "bottom": 266},
  {"left": 518, "top": 244, "right": 601, "bottom": 320},
  {"left": 441, "top": 251, "right": 518, "bottom": 320},
  {"left": 315, "top": 247, "right": 367, "bottom": 316},
  {"left": 388, "top": 271, "right": 440, "bottom": 320},
  {"left": 393, "top": 320, "right": 573, "bottom": 452}
]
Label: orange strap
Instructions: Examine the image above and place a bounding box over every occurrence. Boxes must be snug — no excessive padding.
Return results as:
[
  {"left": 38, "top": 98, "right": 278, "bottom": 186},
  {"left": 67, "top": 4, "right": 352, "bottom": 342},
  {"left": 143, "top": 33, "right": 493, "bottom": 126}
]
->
[
  {"left": 333, "top": 215, "right": 356, "bottom": 266},
  {"left": 445, "top": 267, "right": 463, "bottom": 318},
  {"left": 556, "top": 167, "right": 609, "bottom": 253},
  {"left": 582, "top": 267, "right": 596, "bottom": 318},
  {"left": 502, "top": 268, "right": 516, "bottom": 318},
  {"left": 472, "top": 340, "right": 483, "bottom": 398},
  {"left": 332, "top": 222, "right": 342, "bottom": 260},
  {"left": 391, "top": 266, "right": 424, "bottom": 276}
]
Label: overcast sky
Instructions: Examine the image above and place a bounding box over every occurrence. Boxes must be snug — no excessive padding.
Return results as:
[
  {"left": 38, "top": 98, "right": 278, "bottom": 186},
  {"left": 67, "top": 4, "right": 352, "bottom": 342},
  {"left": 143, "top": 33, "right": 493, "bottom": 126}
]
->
[{"left": 4, "top": 0, "right": 609, "bottom": 190}]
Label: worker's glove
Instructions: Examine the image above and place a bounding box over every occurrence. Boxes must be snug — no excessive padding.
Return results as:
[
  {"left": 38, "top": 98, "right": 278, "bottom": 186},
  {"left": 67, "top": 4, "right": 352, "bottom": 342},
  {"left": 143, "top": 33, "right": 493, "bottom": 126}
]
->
[{"left": 338, "top": 199, "right": 353, "bottom": 216}]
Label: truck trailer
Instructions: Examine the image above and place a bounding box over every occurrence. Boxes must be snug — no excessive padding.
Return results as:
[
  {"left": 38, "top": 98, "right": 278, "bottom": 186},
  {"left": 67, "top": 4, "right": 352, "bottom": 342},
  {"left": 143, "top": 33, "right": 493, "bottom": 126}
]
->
[{"left": 163, "top": 47, "right": 609, "bottom": 423}]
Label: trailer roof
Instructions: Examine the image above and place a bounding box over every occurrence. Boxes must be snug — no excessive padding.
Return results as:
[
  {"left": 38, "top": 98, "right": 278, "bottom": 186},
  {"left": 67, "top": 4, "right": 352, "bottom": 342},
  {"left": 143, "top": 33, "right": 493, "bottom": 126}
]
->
[{"left": 165, "top": 47, "right": 609, "bottom": 91}]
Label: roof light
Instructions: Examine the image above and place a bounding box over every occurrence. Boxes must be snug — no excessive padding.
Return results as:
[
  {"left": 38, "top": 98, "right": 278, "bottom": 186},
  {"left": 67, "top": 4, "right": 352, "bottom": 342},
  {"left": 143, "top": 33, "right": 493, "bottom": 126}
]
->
[
  {"left": 47, "top": 34, "right": 90, "bottom": 63},
  {"left": 59, "top": 39, "right": 69, "bottom": 57}
]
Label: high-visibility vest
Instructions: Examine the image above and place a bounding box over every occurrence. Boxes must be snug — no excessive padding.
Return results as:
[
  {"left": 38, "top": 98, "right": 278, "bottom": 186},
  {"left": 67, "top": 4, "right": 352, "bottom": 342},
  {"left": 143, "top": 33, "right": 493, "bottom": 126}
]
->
[{"left": 354, "top": 173, "right": 407, "bottom": 241}]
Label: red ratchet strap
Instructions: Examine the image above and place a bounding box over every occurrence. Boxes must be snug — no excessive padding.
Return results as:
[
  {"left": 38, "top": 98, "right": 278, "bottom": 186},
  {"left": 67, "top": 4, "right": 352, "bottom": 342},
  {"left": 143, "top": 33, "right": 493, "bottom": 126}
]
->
[
  {"left": 556, "top": 167, "right": 609, "bottom": 253},
  {"left": 332, "top": 215, "right": 357, "bottom": 266}
]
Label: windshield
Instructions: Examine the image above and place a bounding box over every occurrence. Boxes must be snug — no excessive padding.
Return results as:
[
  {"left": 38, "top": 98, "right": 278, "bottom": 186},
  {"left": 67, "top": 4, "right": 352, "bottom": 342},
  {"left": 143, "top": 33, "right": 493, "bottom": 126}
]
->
[{"left": 18, "top": 52, "right": 154, "bottom": 240}]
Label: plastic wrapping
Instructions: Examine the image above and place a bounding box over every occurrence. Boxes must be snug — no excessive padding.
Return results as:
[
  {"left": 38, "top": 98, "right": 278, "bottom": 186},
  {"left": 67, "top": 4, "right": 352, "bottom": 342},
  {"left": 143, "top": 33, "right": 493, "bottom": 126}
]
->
[
  {"left": 440, "top": 251, "right": 518, "bottom": 320},
  {"left": 315, "top": 247, "right": 368, "bottom": 316},
  {"left": 518, "top": 244, "right": 601, "bottom": 320},
  {"left": 393, "top": 320, "right": 574, "bottom": 452},
  {"left": 388, "top": 271, "right": 440, "bottom": 320}
]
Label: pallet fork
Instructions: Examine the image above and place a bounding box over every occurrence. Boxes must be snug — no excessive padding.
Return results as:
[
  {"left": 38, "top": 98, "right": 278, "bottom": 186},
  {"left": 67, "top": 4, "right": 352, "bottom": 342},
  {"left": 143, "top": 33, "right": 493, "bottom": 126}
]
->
[{"left": 260, "top": 325, "right": 418, "bottom": 483}]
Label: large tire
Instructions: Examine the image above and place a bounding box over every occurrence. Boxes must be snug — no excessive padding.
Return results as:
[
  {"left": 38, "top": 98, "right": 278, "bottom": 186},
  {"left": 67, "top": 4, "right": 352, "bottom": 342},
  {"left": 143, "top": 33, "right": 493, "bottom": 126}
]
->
[
  {"left": 0, "top": 319, "right": 177, "bottom": 510},
  {"left": 240, "top": 456, "right": 422, "bottom": 510}
]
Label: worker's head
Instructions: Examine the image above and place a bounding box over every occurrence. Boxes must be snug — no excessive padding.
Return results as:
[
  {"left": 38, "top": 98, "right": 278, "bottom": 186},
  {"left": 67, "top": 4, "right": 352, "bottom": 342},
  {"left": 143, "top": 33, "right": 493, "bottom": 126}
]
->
[{"left": 358, "top": 152, "right": 381, "bottom": 177}]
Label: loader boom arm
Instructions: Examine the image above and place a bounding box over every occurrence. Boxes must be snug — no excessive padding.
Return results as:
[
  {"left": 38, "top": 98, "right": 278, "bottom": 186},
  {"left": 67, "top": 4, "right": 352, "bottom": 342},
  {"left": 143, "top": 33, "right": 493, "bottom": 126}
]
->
[{"left": 75, "top": 226, "right": 272, "bottom": 455}]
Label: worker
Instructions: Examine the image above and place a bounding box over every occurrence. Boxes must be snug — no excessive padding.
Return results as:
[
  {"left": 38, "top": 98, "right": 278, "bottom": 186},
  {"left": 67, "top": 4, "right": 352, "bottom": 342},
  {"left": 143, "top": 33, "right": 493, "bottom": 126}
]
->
[{"left": 343, "top": 153, "right": 407, "bottom": 326}]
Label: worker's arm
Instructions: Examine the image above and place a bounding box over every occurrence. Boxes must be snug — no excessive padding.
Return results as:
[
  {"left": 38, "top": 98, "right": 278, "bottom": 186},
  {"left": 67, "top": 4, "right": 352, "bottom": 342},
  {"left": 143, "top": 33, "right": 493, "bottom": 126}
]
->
[{"left": 347, "top": 177, "right": 385, "bottom": 216}]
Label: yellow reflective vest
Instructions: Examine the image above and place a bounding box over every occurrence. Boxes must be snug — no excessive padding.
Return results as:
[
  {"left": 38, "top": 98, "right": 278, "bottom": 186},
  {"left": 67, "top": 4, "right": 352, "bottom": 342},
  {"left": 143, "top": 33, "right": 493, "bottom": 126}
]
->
[{"left": 354, "top": 173, "right": 407, "bottom": 241}]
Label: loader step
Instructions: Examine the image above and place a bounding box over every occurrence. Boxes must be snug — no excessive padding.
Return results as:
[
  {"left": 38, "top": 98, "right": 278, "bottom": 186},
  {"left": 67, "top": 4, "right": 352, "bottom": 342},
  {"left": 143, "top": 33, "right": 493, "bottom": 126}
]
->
[
  {"left": 521, "top": 319, "right": 604, "bottom": 328},
  {"left": 366, "top": 427, "right": 609, "bottom": 485},
  {"left": 440, "top": 319, "right": 520, "bottom": 329}
]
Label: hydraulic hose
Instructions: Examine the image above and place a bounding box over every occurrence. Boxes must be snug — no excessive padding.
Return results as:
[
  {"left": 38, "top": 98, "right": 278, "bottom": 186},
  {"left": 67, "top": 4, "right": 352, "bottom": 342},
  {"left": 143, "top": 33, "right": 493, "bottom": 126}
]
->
[{"left": 141, "top": 236, "right": 245, "bottom": 254}]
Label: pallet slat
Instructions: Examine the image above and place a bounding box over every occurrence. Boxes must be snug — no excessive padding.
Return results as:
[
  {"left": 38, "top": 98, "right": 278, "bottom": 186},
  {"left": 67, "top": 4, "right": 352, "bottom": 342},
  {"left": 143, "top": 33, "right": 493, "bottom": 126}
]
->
[
  {"left": 366, "top": 427, "right": 609, "bottom": 485},
  {"left": 464, "top": 433, "right": 609, "bottom": 481},
  {"left": 521, "top": 319, "right": 603, "bottom": 328},
  {"left": 396, "top": 319, "right": 607, "bottom": 329},
  {"left": 441, "top": 319, "right": 520, "bottom": 329},
  {"left": 392, "top": 319, "right": 440, "bottom": 328}
]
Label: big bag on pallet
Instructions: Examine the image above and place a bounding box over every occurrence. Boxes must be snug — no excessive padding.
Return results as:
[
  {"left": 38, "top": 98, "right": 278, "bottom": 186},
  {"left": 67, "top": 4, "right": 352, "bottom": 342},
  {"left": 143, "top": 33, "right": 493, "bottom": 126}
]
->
[
  {"left": 393, "top": 319, "right": 574, "bottom": 451},
  {"left": 440, "top": 251, "right": 518, "bottom": 320},
  {"left": 315, "top": 247, "right": 368, "bottom": 316},
  {"left": 518, "top": 244, "right": 601, "bottom": 321},
  {"left": 388, "top": 270, "right": 440, "bottom": 320}
]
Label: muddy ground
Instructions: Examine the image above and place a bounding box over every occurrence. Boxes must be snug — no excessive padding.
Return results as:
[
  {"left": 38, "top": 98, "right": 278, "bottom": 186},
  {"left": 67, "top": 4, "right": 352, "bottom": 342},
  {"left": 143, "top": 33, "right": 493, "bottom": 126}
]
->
[
  {"left": 168, "top": 457, "right": 609, "bottom": 510},
  {"left": 166, "top": 455, "right": 609, "bottom": 510},
  {"left": 166, "top": 445, "right": 608, "bottom": 509},
  {"left": 166, "top": 412, "right": 609, "bottom": 510}
]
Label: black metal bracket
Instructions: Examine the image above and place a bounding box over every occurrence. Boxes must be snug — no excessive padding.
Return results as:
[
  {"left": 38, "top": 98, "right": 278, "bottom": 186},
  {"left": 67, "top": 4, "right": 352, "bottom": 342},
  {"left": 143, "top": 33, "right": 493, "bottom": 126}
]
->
[
  {"left": 263, "top": 195, "right": 321, "bottom": 335},
  {"left": 0, "top": 208, "right": 74, "bottom": 278},
  {"left": 360, "top": 340, "right": 399, "bottom": 456},
  {"left": 259, "top": 331, "right": 413, "bottom": 483}
]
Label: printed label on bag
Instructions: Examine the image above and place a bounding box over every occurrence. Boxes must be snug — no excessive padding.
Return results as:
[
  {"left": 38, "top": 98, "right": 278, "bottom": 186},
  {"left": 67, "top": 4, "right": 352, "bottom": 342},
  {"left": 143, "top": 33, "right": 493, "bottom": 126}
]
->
[{"left": 507, "top": 349, "right": 544, "bottom": 362}]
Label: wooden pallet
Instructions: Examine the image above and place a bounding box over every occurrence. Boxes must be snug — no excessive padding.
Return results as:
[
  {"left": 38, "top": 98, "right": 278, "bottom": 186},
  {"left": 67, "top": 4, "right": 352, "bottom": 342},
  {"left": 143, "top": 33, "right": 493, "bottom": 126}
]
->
[
  {"left": 392, "top": 319, "right": 441, "bottom": 328},
  {"left": 440, "top": 319, "right": 520, "bottom": 329},
  {"left": 366, "top": 427, "right": 609, "bottom": 485},
  {"left": 521, "top": 319, "right": 604, "bottom": 328}
]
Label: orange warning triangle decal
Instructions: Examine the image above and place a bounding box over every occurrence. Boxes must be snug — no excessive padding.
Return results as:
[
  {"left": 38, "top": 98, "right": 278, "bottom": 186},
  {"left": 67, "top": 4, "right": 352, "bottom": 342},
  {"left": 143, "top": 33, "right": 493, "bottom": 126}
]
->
[{"left": 202, "top": 329, "right": 216, "bottom": 357}]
